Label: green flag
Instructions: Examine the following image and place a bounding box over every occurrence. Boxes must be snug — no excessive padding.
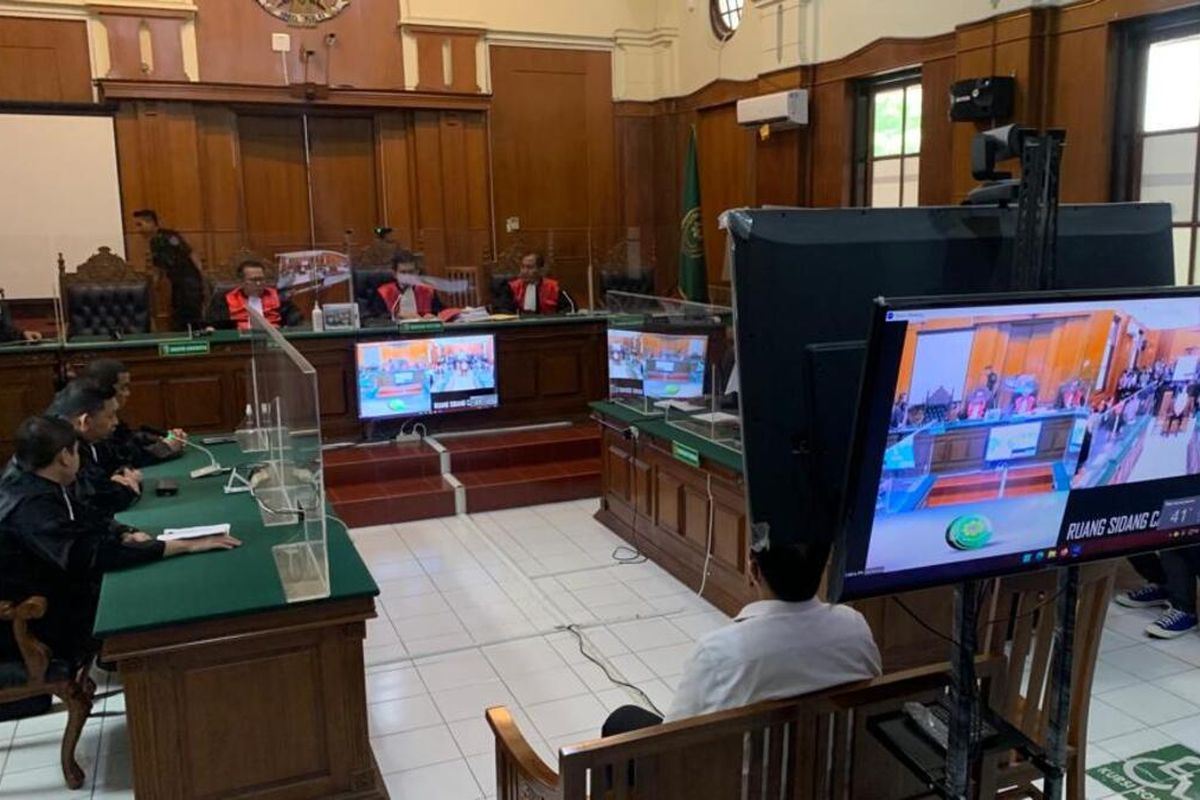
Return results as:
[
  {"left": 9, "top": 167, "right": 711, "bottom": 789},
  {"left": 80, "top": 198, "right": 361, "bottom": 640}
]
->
[{"left": 678, "top": 126, "right": 708, "bottom": 303}]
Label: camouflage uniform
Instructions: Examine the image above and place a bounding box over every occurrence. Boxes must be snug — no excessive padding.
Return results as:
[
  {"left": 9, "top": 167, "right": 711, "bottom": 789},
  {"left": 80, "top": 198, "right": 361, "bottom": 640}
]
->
[{"left": 149, "top": 229, "right": 205, "bottom": 330}]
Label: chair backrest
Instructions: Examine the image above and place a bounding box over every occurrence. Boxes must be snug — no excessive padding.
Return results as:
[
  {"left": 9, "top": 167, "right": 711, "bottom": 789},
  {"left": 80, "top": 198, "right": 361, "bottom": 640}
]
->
[
  {"left": 58, "top": 248, "right": 153, "bottom": 336},
  {"left": 981, "top": 561, "right": 1116, "bottom": 750},
  {"left": 352, "top": 268, "right": 394, "bottom": 313},
  {"left": 444, "top": 266, "right": 480, "bottom": 308},
  {"left": 490, "top": 658, "right": 1005, "bottom": 800}
]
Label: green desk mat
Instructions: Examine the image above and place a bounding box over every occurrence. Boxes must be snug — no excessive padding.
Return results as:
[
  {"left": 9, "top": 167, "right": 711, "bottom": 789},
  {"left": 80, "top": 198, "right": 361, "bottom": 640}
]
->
[{"left": 94, "top": 444, "right": 377, "bottom": 637}]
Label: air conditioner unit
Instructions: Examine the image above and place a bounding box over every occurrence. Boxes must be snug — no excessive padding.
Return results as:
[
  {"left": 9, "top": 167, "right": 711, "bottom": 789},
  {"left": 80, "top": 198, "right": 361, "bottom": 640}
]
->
[{"left": 736, "top": 89, "right": 808, "bottom": 128}]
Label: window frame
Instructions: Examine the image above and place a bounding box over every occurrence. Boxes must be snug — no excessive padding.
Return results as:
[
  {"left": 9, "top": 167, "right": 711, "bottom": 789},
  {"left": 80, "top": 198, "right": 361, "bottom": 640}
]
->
[
  {"left": 852, "top": 69, "right": 923, "bottom": 208},
  {"left": 1113, "top": 6, "right": 1200, "bottom": 283},
  {"left": 710, "top": 0, "right": 745, "bottom": 40}
]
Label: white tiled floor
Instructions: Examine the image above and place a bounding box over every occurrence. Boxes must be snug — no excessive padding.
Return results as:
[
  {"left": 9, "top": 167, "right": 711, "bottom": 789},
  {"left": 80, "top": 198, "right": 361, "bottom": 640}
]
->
[{"left": 2, "top": 499, "right": 1197, "bottom": 799}]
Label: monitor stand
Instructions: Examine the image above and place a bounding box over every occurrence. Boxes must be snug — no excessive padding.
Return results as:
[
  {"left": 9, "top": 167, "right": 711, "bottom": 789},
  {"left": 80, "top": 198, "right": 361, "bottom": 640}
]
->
[{"left": 941, "top": 569, "right": 1079, "bottom": 799}]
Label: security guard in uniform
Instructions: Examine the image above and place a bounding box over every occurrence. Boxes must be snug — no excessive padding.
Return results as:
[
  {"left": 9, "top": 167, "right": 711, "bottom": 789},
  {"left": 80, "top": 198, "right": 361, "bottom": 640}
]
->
[{"left": 133, "top": 209, "right": 205, "bottom": 331}]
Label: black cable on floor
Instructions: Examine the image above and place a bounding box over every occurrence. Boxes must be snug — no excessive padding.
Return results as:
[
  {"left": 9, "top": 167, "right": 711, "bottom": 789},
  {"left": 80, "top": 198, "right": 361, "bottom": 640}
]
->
[{"left": 557, "top": 623, "right": 664, "bottom": 717}]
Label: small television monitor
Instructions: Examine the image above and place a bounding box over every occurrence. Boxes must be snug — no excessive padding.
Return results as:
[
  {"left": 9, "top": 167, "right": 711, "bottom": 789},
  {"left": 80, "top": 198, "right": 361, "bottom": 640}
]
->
[
  {"left": 356, "top": 334, "right": 498, "bottom": 420},
  {"left": 832, "top": 288, "right": 1200, "bottom": 602},
  {"left": 606, "top": 329, "right": 709, "bottom": 400}
]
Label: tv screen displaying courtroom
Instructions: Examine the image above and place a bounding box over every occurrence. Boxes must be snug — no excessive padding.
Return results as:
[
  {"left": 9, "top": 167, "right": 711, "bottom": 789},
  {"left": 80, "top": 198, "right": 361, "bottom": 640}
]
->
[
  {"left": 356, "top": 335, "right": 498, "bottom": 419},
  {"left": 606, "top": 329, "right": 709, "bottom": 399},
  {"left": 835, "top": 290, "right": 1200, "bottom": 601}
]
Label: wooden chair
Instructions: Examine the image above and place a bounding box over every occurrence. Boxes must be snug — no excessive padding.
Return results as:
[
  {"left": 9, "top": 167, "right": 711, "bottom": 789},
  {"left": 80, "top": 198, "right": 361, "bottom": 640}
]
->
[
  {"left": 0, "top": 596, "right": 96, "bottom": 790},
  {"left": 982, "top": 561, "right": 1117, "bottom": 800},
  {"left": 57, "top": 248, "right": 153, "bottom": 336},
  {"left": 445, "top": 266, "right": 481, "bottom": 308},
  {"left": 488, "top": 658, "right": 1007, "bottom": 800}
]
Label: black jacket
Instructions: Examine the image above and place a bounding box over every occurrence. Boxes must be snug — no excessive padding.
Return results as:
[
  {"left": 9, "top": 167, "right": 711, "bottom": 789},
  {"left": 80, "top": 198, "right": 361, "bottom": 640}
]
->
[
  {"left": 76, "top": 439, "right": 139, "bottom": 516},
  {"left": 0, "top": 470, "right": 163, "bottom": 662}
]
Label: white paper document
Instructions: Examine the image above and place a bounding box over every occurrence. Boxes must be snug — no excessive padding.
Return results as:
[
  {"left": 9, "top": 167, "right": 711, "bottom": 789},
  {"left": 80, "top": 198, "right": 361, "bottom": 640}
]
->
[
  {"left": 653, "top": 400, "right": 705, "bottom": 412},
  {"left": 691, "top": 412, "right": 740, "bottom": 424},
  {"left": 158, "top": 523, "right": 231, "bottom": 542}
]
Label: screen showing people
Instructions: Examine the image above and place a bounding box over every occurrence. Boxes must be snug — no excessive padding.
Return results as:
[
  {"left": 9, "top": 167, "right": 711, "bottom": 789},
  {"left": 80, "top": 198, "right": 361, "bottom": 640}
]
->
[
  {"left": 356, "top": 335, "right": 497, "bottom": 419},
  {"left": 607, "top": 330, "right": 708, "bottom": 400},
  {"left": 837, "top": 292, "right": 1200, "bottom": 600}
]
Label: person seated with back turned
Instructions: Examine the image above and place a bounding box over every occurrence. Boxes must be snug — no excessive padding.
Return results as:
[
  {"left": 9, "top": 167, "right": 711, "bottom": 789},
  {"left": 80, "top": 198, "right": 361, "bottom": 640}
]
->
[
  {"left": 80, "top": 359, "right": 185, "bottom": 468},
  {"left": 0, "top": 416, "right": 240, "bottom": 667},
  {"left": 207, "top": 257, "right": 300, "bottom": 331},
  {"left": 369, "top": 249, "right": 444, "bottom": 321},
  {"left": 47, "top": 379, "right": 141, "bottom": 516},
  {"left": 602, "top": 538, "right": 882, "bottom": 735},
  {"left": 494, "top": 253, "right": 574, "bottom": 315}
]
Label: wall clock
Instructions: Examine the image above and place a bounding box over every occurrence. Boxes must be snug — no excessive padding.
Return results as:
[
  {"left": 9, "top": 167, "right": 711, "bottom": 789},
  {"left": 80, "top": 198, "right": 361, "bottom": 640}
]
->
[{"left": 256, "top": 0, "right": 350, "bottom": 26}]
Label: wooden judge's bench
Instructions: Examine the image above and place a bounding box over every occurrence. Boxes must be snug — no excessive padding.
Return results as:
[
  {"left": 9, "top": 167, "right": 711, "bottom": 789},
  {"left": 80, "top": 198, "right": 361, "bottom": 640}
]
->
[{"left": 591, "top": 401, "right": 955, "bottom": 670}]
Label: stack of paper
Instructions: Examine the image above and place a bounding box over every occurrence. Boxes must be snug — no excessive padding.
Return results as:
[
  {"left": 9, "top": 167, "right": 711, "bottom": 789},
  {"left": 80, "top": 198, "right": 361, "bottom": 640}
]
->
[{"left": 157, "top": 523, "right": 231, "bottom": 542}]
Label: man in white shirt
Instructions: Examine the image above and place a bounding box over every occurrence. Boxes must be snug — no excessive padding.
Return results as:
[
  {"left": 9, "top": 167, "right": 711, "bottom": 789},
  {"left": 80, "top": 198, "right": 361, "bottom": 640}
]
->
[{"left": 601, "top": 539, "right": 882, "bottom": 735}]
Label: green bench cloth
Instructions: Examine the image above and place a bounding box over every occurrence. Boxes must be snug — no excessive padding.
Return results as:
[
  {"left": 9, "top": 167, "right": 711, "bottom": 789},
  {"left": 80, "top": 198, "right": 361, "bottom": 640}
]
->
[
  {"left": 590, "top": 401, "right": 744, "bottom": 473},
  {"left": 93, "top": 443, "right": 377, "bottom": 638}
]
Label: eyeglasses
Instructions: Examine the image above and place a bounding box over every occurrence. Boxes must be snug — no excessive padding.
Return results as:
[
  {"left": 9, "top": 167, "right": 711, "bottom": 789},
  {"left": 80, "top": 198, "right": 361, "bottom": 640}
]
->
[{"left": 244, "top": 276, "right": 267, "bottom": 284}]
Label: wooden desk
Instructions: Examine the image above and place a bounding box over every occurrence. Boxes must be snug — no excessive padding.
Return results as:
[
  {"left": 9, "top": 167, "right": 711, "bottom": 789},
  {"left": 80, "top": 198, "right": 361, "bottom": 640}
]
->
[
  {"left": 591, "top": 401, "right": 955, "bottom": 672},
  {"left": 0, "top": 314, "right": 607, "bottom": 459},
  {"left": 95, "top": 446, "right": 385, "bottom": 800}
]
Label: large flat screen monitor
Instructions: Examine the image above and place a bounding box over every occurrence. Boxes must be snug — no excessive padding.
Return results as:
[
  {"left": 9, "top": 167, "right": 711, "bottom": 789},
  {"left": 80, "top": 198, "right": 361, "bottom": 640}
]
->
[
  {"left": 729, "top": 202, "right": 1175, "bottom": 547},
  {"left": 356, "top": 334, "right": 498, "bottom": 419},
  {"left": 607, "top": 329, "right": 709, "bottom": 400},
  {"left": 832, "top": 289, "right": 1200, "bottom": 601}
]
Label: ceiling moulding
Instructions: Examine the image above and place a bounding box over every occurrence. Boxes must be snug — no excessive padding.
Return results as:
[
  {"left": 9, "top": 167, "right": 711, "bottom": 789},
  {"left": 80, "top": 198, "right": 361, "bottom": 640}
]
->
[
  {"left": 485, "top": 29, "right": 616, "bottom": 52},
  {"left": 614, "top": 26, "right": 680, "bottom": 48}
]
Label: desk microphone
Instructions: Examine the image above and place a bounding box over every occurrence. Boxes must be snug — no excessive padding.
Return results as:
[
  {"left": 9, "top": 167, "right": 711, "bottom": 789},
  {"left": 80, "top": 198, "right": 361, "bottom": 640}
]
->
[{"left": 181, "top": 437, "right": 226, "bottom": 479}]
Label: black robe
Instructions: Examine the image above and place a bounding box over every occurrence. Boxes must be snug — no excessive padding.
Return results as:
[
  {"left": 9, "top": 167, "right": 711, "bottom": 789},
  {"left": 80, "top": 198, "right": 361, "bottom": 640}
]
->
[
  {"left": 0, "top": 470, "right": 163, "bottom": 662},
  {"left": 75, "top": 439, "right": 139, "bottom": 516}
]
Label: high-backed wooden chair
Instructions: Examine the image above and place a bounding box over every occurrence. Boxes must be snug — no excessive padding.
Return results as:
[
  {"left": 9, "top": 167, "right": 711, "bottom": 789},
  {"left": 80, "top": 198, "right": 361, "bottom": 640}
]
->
[
  {"left": 445, "top": 266, "right": 481, "bottom": 308},
  {"left": 982, "top": 561, "right": 1117, "bottom": 800},
  {"left": 0, "top": 596, "right": 96, "bottom": 790},
  {"left": 488, "top": 658, "right": 1007, "bottom": 800},
  {"left": 57, "top": 248, "right": 152, "bottom": 336}
]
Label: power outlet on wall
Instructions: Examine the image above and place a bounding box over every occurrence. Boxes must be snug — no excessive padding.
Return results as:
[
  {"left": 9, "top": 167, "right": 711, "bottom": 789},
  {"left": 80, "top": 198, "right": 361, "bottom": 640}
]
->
[{"left": 272, "top": 33, "right": 291, "bottom": 53}]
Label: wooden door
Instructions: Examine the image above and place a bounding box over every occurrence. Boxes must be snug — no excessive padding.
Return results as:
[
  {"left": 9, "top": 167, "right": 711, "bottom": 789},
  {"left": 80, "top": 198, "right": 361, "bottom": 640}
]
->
[
  {"left": 239, "top": 115, "right": 311, "bottom": 255},
  {"left": 307, "top": 115, "right": 379, "bottom": 249}
]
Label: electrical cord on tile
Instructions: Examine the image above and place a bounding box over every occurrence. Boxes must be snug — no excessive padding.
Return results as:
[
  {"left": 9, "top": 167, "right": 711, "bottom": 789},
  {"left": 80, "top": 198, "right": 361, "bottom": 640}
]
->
[
  {"left": 611, "top": 425, "right": 648, "bottom": 565},
  {"left": 558, "top": 623, "right": 664, "bottom": 717},
  {"left": 697, "top": 472, "right": 715, "bottom": 599}
]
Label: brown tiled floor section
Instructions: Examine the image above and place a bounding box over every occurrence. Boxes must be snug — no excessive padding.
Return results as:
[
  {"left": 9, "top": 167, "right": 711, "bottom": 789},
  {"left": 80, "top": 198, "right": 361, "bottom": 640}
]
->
[{"left": 324, "top": 442, "right": 441, "bottom": 486}]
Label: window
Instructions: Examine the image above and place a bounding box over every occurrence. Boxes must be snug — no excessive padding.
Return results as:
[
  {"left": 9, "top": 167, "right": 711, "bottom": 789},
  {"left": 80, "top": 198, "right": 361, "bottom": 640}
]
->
[
  {"left": 1115, "top": 8, "right": 1200, "bottom": 284},
  {"left": 711, "top": 0, "right": 745, "bottom": 39},
  {"left": 854, "top": 73, "right": 922, "bottom": 208}
]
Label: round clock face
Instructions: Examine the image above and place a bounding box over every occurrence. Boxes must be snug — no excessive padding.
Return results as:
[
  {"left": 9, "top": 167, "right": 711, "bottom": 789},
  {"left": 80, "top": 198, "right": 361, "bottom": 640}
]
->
[{"left": 256, "top": 0, "right": 350, "bottom": 26}]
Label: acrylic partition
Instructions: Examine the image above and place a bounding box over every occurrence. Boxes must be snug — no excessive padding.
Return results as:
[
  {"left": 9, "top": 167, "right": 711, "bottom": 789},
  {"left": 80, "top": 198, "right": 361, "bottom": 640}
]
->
[
  {"left": 246, "top": 306, "right": 330, "bottom": 603},
  {"left": 604, "top": 291, "right": 742, "bottom": 452}
]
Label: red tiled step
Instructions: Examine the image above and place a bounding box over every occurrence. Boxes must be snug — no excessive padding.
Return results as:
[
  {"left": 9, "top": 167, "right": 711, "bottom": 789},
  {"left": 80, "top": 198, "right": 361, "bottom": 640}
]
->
[
  {"left": 459, "top": 457, "right": 600, "bottom": 514},
  {"left": 323, "top": 441, "right": 441, "bottom": 487},
  {"left": 442, "top": 423, "right": 600, "bottom": 472},
  {"left": 330, "top": 474, "right": 456, "bottom": 528}
]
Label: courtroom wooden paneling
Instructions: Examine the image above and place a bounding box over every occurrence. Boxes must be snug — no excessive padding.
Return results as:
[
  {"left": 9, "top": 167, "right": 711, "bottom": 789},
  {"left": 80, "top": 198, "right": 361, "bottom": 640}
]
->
[
  {"left": 0, "top": 17, "right": 92, "bottom": 103},
  {"left": 405, "top": 25, "right": 483, "bottom": 94},
  {"left": 95, "top": 10, "right": 189, "bottom": 82},
  {"left": 106, "top": 597, "right": 384, "bottom": 799},
  {"left": 918, "top": 57, "right": 957, "bottom": 206},
  {"left": 489, "top": 46, "right": 618, "bottom": 303},
  {"left": 194, "top": 0, "right": 403, "bottom": 90},
  {"left": 0, "top": 320, "right": 607, "bottom": 461},
  {"left": 238, "top": 114, "right": 313, "bottom": 254},
  {"left": 696, "top": 104, "right": 755, "bottom": 284},
  {"left": 1046, "top": 23, "right": 1118, "bottom": 203},
  {"left": 307, "top": 115, "right": 380, "bottom": 247},
  {"left": 0, "top": 350, "right": 59, "bottom": 456}
]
